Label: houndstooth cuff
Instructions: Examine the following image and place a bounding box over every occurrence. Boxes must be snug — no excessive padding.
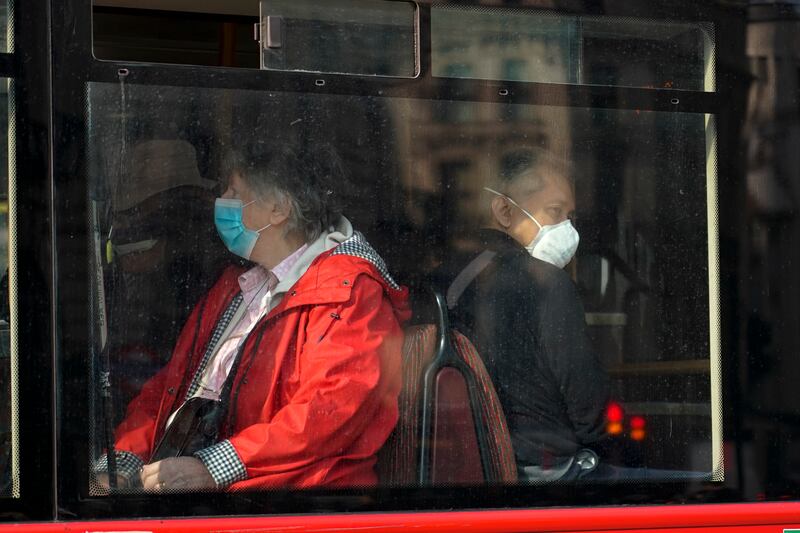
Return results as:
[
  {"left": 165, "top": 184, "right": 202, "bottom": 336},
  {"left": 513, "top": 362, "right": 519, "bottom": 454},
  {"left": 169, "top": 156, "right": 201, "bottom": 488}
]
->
[
  {"left": 194, "top": 439, "right": 247, "bottom": 488},
  {"left": 94, "top": 450, "right": 144, "bottom": 482}
]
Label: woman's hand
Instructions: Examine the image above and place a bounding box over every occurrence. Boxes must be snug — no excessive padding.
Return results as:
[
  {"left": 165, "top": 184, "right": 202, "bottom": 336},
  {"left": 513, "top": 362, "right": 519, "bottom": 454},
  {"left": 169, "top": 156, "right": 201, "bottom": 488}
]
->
[{"left": 140, "top": 457, "right": 217, "bottom": 491}]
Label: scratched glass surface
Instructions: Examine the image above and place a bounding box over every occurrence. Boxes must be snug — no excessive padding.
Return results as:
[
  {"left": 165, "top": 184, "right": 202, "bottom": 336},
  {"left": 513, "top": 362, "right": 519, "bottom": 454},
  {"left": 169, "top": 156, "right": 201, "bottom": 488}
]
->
[
  {"left": 431, "top": 5, "right": 714, "bottom": 91},
  {"left": 84, "top": 80, "right": 718, "bottom": 494},
  {"left": 0, "top": 78, "right": 14, "bottom": 498}
]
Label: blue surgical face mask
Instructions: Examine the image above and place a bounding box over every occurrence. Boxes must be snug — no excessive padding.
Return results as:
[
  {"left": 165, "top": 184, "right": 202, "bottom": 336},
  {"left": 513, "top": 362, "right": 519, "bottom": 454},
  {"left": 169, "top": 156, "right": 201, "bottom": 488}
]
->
[{"left": 214, "top": 198, "right": 272, "bottom": 260}]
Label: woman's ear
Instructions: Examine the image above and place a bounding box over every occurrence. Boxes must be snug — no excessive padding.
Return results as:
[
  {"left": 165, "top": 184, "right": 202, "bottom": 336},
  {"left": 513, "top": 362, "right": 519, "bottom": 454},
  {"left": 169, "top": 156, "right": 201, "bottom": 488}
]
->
[
  {"left": 490, "top": 195, "right": 513, "bottom": 229},
  {"left": 268, "top": 196, "right": 292, "bottom": 226}
]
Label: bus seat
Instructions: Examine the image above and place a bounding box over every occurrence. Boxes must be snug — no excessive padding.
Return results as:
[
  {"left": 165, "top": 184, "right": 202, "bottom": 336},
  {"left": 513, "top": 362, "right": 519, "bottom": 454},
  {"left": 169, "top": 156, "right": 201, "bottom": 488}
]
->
[{"left": 378, "top": 316, "right": 517, "bottom": 486}]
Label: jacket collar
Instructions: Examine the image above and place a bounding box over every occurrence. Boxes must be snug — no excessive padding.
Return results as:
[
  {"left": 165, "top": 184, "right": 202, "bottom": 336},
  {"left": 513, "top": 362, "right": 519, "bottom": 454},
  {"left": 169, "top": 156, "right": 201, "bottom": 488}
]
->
[
  {"left": 262, "top": 218, "right": 407, "bottom": 320},
  {"left": 478, "top": 228, "right": 528, "bottom": 255},
  {"left": 272, "top": 216, "right": 355, "bottom": 297}
]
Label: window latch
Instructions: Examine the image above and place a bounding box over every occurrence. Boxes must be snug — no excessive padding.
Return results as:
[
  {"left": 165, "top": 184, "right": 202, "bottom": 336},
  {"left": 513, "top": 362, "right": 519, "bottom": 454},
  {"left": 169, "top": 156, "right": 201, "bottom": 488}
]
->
[{"left": 255, "top": 15, "right": 283, "bottom": 49}]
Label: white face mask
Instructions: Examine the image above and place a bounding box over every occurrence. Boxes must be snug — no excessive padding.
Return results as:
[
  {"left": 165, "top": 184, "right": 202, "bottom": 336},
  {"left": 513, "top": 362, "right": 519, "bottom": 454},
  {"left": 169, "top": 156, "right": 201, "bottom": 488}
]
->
[{"left": 484, "top": 187, "right": 580, "bottom": 269}]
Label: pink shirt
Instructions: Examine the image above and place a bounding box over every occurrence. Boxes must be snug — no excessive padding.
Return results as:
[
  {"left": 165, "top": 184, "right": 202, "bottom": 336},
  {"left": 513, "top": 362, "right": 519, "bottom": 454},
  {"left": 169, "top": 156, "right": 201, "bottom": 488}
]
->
[{"left": 195, "top": 244, "right": 308, "bottom": 399}]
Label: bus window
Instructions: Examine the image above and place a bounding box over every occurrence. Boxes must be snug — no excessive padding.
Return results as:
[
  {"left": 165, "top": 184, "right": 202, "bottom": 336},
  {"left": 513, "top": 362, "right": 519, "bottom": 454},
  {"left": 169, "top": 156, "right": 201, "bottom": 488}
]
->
[
  {"left": 84, "top": 75, "right": 720, "bottom": 493},
  {"left": 258, "top": 0, "right": 417, "bottom": 77},
  {"left": 0, "top": 2, "right": 6, "bottom": 54},
  {"left": 431, "top": 5, "right": 714, "bottom": 91},
  {"left": 0, "top": 77, "right": 16, "bottom": 498},
  {"left": 92, "top": 0, "right": 417, "bottom": 75},
  {"left": 93, "top": 1, "right": 261, "bottom": 67}
]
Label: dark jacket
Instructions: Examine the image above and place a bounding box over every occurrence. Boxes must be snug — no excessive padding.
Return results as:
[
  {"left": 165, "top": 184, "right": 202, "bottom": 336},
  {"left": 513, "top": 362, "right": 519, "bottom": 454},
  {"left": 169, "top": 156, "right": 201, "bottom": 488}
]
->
[{"left": 435, "top": 229, "right": 609, "bottom": 470}]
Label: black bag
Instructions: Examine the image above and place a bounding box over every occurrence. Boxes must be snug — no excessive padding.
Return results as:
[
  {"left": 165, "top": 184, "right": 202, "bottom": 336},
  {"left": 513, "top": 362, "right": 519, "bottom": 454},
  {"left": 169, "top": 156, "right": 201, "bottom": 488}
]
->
[
  {"left": 149, "top": 313, "right": 249, "bottom": 463},
  {"left": 149, "top": 396, "right": 225, "bottom": 462}
]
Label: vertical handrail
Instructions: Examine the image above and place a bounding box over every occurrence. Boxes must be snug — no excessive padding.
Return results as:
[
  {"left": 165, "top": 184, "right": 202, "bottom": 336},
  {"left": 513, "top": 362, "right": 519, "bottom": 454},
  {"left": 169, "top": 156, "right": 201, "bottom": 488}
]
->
[{"left": 417, "top": 289, "right": 493, "bottom": 485}]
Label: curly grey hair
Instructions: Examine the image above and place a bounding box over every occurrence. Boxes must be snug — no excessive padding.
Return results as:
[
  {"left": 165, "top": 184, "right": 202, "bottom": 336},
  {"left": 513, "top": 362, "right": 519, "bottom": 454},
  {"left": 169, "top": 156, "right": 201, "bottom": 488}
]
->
[{"left": 222, "top": 143, "right": 346, "bottom": 243}]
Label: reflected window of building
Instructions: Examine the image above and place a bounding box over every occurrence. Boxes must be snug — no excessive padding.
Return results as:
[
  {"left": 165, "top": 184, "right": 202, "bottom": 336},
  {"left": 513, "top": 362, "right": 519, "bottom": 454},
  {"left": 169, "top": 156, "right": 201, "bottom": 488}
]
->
[{"left": 434, "top": 64, "right": 475, "bottom": 124}]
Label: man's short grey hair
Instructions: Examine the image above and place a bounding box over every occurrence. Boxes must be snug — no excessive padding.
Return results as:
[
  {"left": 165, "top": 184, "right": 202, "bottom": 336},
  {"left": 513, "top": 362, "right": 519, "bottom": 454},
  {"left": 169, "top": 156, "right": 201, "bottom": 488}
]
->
[
  {"left": 480, "top": 147, "right": 573, "bottom": 225},
  {"left": 488, "top": 147, "right": 574, "bottom": 196},
  {"left": 222, "top": 143, "right": 346, "bottom": 243}
]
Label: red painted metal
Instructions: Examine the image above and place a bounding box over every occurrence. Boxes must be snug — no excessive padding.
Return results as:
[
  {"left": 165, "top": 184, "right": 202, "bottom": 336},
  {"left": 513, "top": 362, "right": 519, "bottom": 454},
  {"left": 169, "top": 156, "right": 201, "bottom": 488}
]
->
[{"left": 3, "top": 502, "right": 800, "bottom": 533}]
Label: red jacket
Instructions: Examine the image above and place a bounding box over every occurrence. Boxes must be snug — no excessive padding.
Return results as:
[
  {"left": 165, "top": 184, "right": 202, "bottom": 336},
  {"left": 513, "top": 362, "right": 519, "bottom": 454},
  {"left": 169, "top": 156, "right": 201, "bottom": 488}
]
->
[{"left": 113, "top": 246, "right": 410, "bottom": 490}]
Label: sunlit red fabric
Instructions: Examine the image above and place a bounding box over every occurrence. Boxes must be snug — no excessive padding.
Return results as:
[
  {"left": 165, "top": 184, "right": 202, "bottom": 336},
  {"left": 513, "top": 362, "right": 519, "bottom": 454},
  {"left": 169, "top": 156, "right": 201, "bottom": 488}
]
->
[{"left": 112, "top": 252, "right": 411, "bottom": 490}]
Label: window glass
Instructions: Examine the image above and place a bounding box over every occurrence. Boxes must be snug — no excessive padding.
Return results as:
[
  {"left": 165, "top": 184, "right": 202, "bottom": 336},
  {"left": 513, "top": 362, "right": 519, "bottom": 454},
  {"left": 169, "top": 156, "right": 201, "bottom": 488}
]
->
[
  {"left": 92, "top": 0, "right": 417, "bottom": 74},
  {"left": 741, "top": 4, "right": 800, "bottom": 498},
  {"left": 83, "top": 79, "right": 719, "bottom": 495},
  {"left": 0, "top": 78, "right": 16, "bottom": 498},
  {"left": 0, "top": 1, "right": 7, "bottom": 53},
  {"left": 93, "top": 0, "right": 260, "bottom": 68},
  {"left": 431, "top": 5, "right": 715, "bottom": 91},
  {"left": 258, "top": 0, "right": 417, "bottom": 77}
]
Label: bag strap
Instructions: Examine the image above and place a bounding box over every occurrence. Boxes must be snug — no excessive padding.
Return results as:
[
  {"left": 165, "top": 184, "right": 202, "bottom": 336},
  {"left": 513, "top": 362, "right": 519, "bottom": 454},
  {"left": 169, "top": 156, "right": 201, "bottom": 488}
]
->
[
  {"left": 446, "top": 250, "right": 497, "bottom": 309},
  {"left": 184, "top": 293, "right": 244, "bottom": 399},
  {"left": 198, "top": 304, "right": 264, "bottom": 438}
]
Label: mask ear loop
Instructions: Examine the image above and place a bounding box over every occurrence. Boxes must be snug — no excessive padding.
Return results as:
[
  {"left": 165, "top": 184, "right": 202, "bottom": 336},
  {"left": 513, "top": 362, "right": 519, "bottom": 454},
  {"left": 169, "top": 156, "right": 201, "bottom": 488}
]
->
[
  {"left": 483, "top": 187, "right": 543, "bottom": 229},
  {"left": 241, "top": 200, "right": 272, "bottom": 233}
]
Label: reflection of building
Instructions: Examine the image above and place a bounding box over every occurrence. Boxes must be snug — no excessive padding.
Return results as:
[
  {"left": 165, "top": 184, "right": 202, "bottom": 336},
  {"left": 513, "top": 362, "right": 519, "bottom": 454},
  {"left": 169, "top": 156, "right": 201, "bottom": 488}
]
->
[
  {"left": 744, "top": 2, "right": 800, "bottom": 397},
  {"left": 388, "top": 7, "right": 716, "bottom": 471},
  {"left": 392, "top": 10, "right": 574, "bottom": 239},
  {"left": 389, "top": 100, "right": 568, "bottom": 234},
  {"left": 741, "top": 1, "right": 800, "bottom": 494}
]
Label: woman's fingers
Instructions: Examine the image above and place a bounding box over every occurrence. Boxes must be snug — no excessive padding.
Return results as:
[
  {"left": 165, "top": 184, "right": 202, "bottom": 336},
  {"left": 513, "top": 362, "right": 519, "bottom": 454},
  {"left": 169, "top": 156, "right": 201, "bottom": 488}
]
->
[{"left": 140, "top": 457, "right": 215, "bottom": 492}]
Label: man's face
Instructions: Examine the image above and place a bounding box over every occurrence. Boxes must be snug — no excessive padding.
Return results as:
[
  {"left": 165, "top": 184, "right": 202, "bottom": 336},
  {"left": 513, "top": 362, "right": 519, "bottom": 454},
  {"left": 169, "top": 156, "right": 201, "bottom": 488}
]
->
[{"left": 507, "top": 171, "right": 575, "bottom": 247}]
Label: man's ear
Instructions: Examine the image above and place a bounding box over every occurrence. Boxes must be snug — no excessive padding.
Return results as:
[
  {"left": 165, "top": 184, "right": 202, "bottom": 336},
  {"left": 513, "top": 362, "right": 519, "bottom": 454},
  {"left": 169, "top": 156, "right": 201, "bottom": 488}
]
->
[{"left": 490, "top": 195, "right": 513, "bottom": 229}]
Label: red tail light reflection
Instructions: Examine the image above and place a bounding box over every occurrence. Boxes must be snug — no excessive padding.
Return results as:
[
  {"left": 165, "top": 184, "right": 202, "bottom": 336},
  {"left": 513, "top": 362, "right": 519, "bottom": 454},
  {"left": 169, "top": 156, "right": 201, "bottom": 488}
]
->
[
  {"left": 606, "top": 402, "right": 624, "bottom": 435},
  {"left": 630, "top": 415, "right": 646, "bottom": 441}
]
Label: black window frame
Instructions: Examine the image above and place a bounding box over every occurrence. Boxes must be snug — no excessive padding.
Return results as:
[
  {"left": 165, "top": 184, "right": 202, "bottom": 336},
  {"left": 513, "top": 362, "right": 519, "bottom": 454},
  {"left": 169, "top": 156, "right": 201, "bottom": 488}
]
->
[
  {"left": 0, "top": 0, "right": 57, "bottom": 522},
  {"left": 0, "top": 0, "right": 763, "bottom": 522}
]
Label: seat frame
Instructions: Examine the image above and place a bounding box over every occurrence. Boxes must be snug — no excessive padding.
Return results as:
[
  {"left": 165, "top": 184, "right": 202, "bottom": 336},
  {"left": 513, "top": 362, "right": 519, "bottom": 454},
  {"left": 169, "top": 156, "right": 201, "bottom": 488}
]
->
[{"left": 417, "top": 291, "right": 494, "bottom": 484}]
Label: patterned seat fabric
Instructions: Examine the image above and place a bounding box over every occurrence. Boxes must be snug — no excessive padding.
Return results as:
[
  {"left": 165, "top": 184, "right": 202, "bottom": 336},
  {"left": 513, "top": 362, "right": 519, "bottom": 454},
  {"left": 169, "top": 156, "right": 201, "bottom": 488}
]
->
[{"left": 377, "top": 325, "right": 517, "bottom": 485}]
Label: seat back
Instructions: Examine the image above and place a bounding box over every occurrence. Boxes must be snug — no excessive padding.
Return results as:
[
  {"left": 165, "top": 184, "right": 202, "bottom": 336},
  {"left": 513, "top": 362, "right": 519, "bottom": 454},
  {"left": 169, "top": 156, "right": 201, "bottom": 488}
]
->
[{"left": 377, "top": 324, "right": 517, "bottom": 485}]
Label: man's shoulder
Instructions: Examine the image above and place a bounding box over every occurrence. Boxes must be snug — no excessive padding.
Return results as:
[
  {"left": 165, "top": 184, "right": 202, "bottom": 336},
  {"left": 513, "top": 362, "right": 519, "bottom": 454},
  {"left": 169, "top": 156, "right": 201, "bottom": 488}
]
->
[{"left": 495, "top": 248, "right": 572, "bottom": 286}]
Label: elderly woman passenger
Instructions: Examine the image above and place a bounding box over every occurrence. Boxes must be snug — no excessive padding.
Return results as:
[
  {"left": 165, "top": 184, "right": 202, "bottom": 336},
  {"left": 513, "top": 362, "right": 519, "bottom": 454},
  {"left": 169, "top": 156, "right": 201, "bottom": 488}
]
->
[{"left": 97, "top": 144, "right": 410, "bottom": 491}]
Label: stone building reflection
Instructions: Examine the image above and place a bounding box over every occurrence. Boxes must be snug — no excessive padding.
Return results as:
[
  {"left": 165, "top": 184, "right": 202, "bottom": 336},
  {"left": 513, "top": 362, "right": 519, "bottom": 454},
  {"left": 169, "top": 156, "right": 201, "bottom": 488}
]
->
[{"left": 740, "top": 1, "right": 800, "bottom": 497}]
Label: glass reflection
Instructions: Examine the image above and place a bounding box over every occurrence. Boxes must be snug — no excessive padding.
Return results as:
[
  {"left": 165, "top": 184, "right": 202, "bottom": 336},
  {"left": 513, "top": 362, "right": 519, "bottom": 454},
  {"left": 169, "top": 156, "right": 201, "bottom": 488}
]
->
[
  {"left": 0, "top": 2, "right": 6, "bottom": 54},
  {"left": 0, "top": 77, "right": 13, "bottom": 497},
  {"left": 86, "top": 81, "right": 718, "bottom": 492},
  {"left": 432, "top": 5, "right": 714, "bottom": 91}
]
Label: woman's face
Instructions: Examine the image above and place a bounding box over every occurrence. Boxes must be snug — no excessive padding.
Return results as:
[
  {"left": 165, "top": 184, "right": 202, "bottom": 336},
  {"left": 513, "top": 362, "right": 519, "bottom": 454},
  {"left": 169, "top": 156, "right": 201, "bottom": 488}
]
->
[
  {"left": 219, "top": 171, "right": 305, "bottom": 269},
  {"left": 221, "top": 172, "right": 274, "bottom": 234}
]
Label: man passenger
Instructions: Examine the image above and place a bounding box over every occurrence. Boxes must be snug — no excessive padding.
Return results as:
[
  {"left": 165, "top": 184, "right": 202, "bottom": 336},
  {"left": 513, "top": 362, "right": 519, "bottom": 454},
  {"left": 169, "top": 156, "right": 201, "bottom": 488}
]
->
[{"left": 436, "top": 148, "right": 609, "bottom": 481}]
